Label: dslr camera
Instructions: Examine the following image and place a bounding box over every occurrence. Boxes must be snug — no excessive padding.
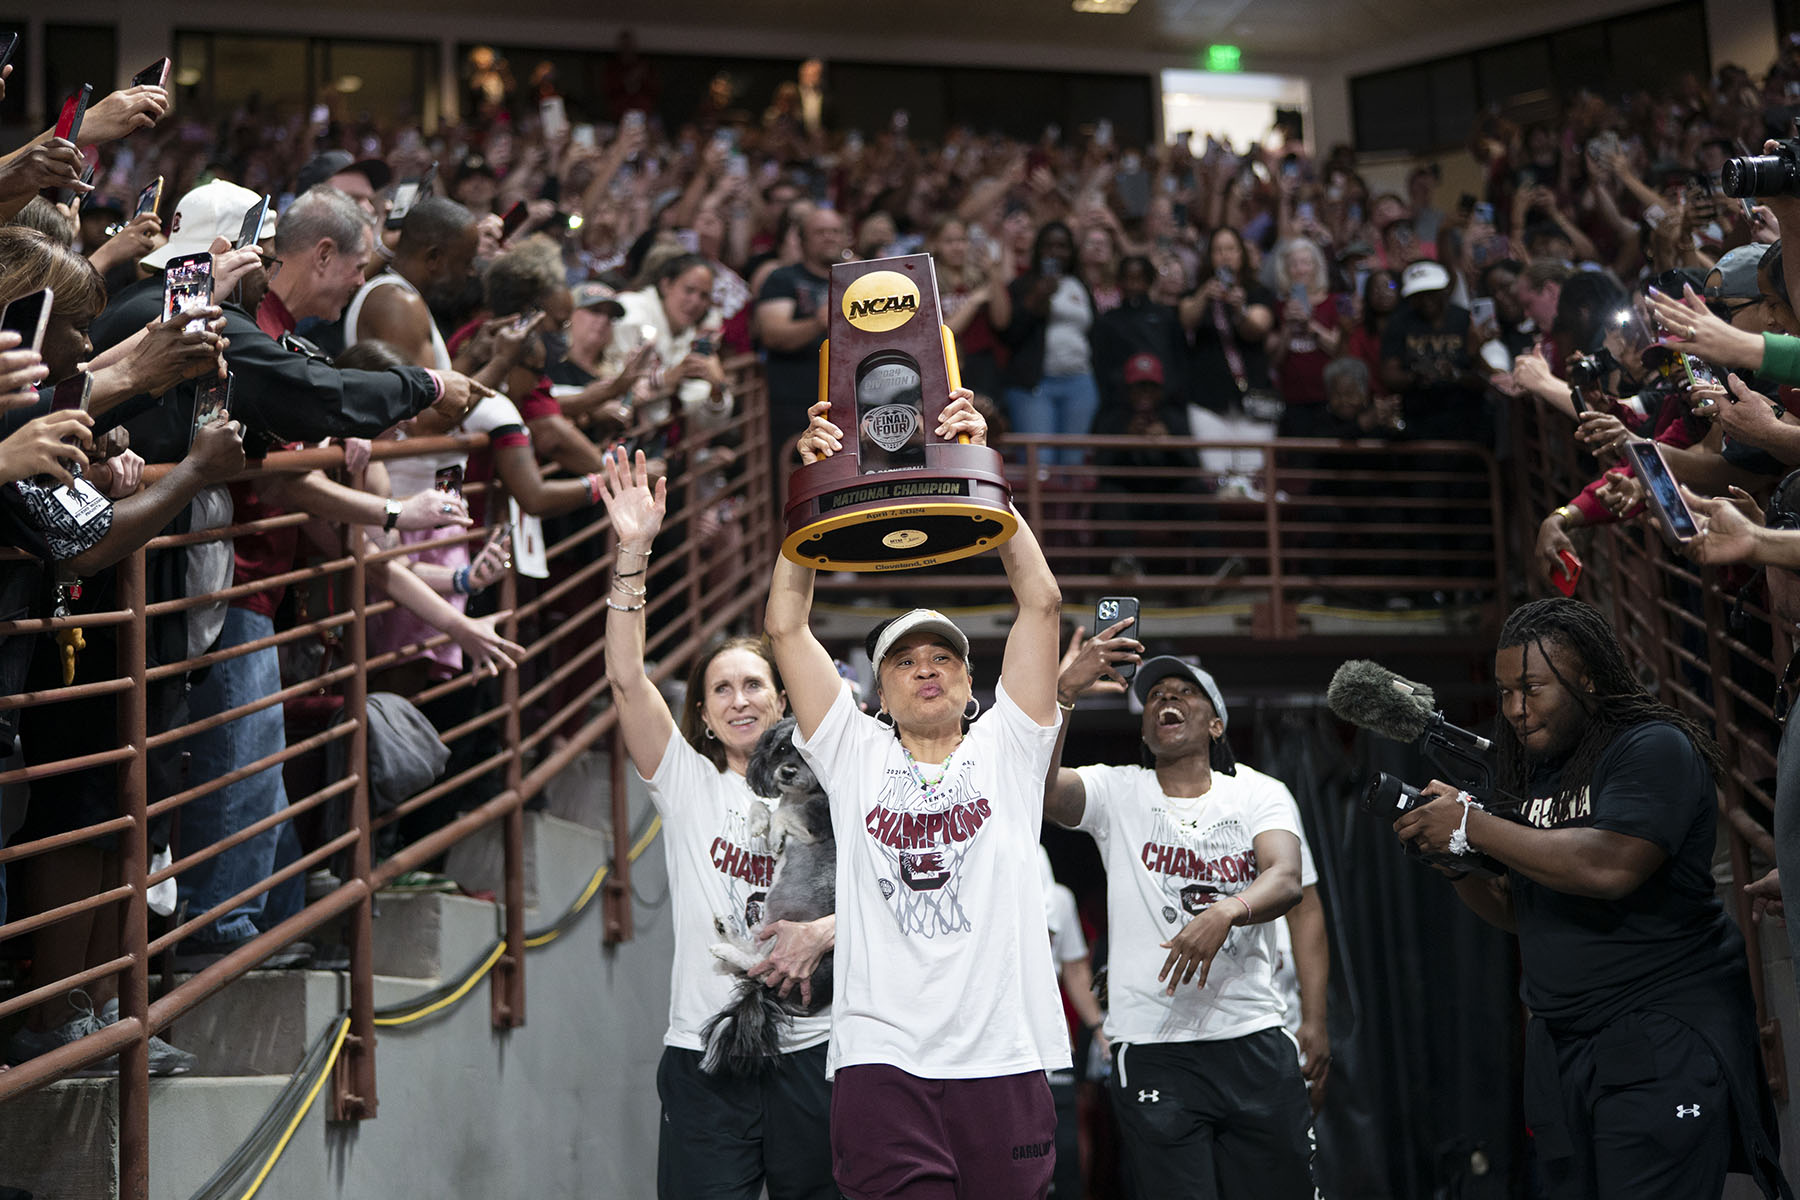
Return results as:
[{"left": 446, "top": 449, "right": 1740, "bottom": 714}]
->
[{"left": 1721, "top": 138, "right": 1800, "bottom": 198}]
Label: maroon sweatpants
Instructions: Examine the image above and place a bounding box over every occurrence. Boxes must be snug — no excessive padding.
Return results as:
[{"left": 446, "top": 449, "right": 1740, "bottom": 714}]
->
[{"left": 829, "top": 1064, "right": 1056, "bottom": 1200}]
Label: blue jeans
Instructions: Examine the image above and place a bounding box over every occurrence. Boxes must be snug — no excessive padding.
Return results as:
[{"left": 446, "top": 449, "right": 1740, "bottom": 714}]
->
[
  {"left": 178, "top": 608, "right": 292, "bottom": 945},
  {"left": 1004, "top": 373, "right": 1100, "bottom": 467}
]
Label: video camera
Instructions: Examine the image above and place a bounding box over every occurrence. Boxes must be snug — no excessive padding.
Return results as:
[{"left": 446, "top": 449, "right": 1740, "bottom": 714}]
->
[
  {"left": 1328, "top": 660, "right": 1508, "bottom": 876},
  {"left": 1721, "top": 138, "right": 1800, "bottom": 198}
]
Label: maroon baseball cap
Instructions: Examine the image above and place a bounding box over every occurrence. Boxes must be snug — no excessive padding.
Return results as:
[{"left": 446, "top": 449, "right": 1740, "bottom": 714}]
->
[{"left": 1124, "top": 353, "right": 1165, "bottom": 386}]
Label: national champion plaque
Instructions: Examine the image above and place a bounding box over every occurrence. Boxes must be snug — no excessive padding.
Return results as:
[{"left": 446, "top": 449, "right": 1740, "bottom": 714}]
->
[{"left": 781, "top": 253, "right": 1017, "bottom": 571}]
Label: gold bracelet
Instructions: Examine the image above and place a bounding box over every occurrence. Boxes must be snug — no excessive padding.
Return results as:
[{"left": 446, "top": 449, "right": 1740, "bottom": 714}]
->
[
  {"left": 1553, "top": 504, "right": 1579, "bottom": 525},
  {"left": 1056, "top": 698, "right": 1076, "bottom": 712}
]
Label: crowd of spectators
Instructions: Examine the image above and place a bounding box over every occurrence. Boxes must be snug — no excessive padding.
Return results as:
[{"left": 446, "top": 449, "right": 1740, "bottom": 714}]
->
[{"left": 8, "top": 28, "right": 1800, "bottom": 1090}]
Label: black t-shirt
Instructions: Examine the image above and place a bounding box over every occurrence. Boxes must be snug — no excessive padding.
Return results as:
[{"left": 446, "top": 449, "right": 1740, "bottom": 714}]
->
[
  {"left": 546, "top": 358, "right": 597, "bottom": 388},
  {"left": 1186, "top": 282, "right": 1275, "bottom": 413},
  {"left": 1380, "top": 300, "right": 1482, "bottom": 434},
  {"left": 1510, "top": 721, "right": 1745, "bottom": 1028},
  {"left": 756, "top": 263, "right": 830, "bottom": 420}
]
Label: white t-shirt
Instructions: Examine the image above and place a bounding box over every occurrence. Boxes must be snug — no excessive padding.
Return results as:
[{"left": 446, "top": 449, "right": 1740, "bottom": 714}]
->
[
  {"left": 1074, "top": 760, "right": 1309, "bottom": 1046},
  {"left": 1042, "top": 277, "right": 1093, "bottom": 378},
  {"left": 795, "top": 681, "right": 1072, "bottom": 1080},
  {"left": 641, "top": 731, "right": 832, "bottom": 1055},
  {"left": 1047, "top": 882, "right": 1088, "bottom": 967},
  {"left": 383, "top": 392, "right": 526, "bottom": 499}
]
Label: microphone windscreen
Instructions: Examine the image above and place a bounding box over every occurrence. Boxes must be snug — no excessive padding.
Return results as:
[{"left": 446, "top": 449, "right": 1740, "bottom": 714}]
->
[{"left": 1327, "top": 660, "right": 1433, "bottom": 743}]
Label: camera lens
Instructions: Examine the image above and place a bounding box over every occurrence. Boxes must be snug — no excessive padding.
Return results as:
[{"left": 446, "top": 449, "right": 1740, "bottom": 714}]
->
[
  {"left": 1361, "top": 773, "right": 1402, "bottom": 816},
  {"left": 1721, "top": 153, "right": 1800, "bottom": 199}
]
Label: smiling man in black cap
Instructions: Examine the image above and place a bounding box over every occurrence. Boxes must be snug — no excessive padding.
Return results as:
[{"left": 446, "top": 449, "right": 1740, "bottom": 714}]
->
[{"left": 1044, "top": 642, "right": 1315, "bottom": 1200}]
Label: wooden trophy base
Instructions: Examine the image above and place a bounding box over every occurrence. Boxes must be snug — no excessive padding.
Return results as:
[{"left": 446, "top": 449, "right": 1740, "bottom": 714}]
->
[{"left": 782, "top": 443, "right": 1018, "bottom": 572}]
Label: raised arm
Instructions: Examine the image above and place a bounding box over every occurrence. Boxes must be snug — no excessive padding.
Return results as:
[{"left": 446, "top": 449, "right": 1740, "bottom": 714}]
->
[
  {"left": 764, "top": 400, "right": 852, "bottom": 740},
  {"left": 593, "top": 446, "right": 680, "bottom": 777},
  {"left": 997, "top": 503, "right": 1062, "bottom": 727},
  {"left": 1043, "top": 620, "right": 1140, "bottom": 826}
]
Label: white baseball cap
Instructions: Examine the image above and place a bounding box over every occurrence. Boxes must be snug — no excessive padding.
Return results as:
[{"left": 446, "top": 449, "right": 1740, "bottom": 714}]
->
[
  {"left": 142, "top": 180, "right": 275, "bottom": 271},
  {"left": 1132, "top": 656, "right": 1228, "bottom": 729},
  {"left": 868, "top": 609, "right": 970, "bottom": 668},
  {"left": 1399, "top": 260, "right": 1451, "bottom": 298}
]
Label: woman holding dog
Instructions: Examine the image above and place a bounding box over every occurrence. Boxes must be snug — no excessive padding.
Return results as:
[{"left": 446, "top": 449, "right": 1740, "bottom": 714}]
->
[
  {"left": 597, "top": 446, "right": 838, "bottom": 1200},
  {"left": 766, "top": 392, "right": 1070, "bottom": 1200}
]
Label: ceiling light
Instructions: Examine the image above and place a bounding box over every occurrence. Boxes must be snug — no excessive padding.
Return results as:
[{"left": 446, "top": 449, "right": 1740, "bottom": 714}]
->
[{"left": 1073, "top": 0, "right": 1136, "bottom": 13}]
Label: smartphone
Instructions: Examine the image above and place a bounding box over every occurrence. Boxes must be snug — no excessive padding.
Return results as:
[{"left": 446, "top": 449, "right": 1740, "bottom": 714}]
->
[
  {"left": 0, "top": 33, "right": 18, "bottom": 76},
  {"left": 385, "top": 164, "right": 435, "bottom": 230},
  {"left": 1470, "top": 297, "right": 1496, "bottom": 328},
  {"left": 1215, "top": 266, "right": 1235, "bottom": 287},
  {"left": 1296, "top": 201, "right": 1315, "bottom": 224},
  {"left": 510, "top": 308, "right": 540, "bottom": 334},
  {"left": 1623, "top": 440, "right": 1701, "bottom": 543},
  {"left": 499, "top": 200, "right": 530, "bottom": 242},
  {"left": 692, "top": 337, "right": 715, "bottom": 357},
  {"left": 434, "top": 464, "right": 464, "bottom": 496},
  {"left": 1095, "top": 119, "right": 1113, "bottom": 148},
  {"left": 1681, "top": 353, "right": 1720, "bottom": 391},
  {"left": 135, "top": 175, "right": 165, "bottom": 221},
  {"left": 539, "top": 96, "right": 568, "bottom": 139},
  {"left": 571, "top": 123, "right": 596, "bottom": 149},
  {"left": 235, "top": 194, "right": 271, "bottom": 249},
  {"left": 1472, "top": 201, "right": 1495, "bottom": 226},
  {"left": 1289, "top": 283, "right": 1308, "bottom": 307},
  {"left": 192, "top": 371, "right": 232, "bottom": 438},
  {"left": 49, "top": 374, "right": 89, "bottom": 412},
  {"left": 1042, "top": 258, "right": 1063, "bottom": 280},
  {"left": 54, "top": 84, "right": 93, "bottom": 143},
  {"left": 0, "top": 288, "right": 54, "bottom": 354},
  {"left": 131, "top": 57, "right": 171, "bottom": 90},
  {"left": 1552, "top": 548, "right": 1582, "bottom": 596},
  {"left": 161, "top": 251, "right": 213, "bottom": 333},
  {"left": 1094, "top": 596, "right": 1140, "bottom": 683}
]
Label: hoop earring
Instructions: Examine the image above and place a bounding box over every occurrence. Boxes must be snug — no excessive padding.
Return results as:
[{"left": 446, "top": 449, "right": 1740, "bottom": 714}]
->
[
  {"left": 704, "top": 727, "right": 718, "bottom": 740},
  {"left": 964, "top": 696, "right": 981, "bottom": 721},
  {"left": 875, "top": 709, "right": 896, "bottom": 728}
]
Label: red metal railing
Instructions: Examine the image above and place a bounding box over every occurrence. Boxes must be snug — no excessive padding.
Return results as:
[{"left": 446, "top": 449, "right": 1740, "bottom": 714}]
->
[{"left": 1509, "top": 393, "right": 1788, "bottom": 1100}]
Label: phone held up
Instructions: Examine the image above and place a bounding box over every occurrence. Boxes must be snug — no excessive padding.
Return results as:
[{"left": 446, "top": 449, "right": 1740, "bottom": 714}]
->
[
  {"left": 162, "top": 252, "right": 213, "bottom": 334},
  {"left": 1623, "top": 440, "right": 1702, "bottom": 545},
  {"left": 1095, "top": 596, "right": 1140, "bottom": 683},
  {"left": 1, "top": 287, "right": 55, "bottom": 355}
]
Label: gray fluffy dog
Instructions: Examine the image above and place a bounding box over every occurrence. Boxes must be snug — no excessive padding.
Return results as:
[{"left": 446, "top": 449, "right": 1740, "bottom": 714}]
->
[{"left": 700, "top": 716, "right": 836, "bottom": 1075}]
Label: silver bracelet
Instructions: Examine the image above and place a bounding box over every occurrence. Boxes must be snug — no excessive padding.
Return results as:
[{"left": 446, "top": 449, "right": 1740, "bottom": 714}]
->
[{"left": 605, "top": 597, "right": 645, "bottom": 613}]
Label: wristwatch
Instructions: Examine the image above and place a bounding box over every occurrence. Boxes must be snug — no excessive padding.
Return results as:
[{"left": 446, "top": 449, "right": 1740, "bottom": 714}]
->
[{"left": 383, "top": 498, "right": 403, "bottom": 531}]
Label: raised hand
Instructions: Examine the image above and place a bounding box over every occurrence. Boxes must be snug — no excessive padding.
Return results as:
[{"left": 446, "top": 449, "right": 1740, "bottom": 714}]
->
[
  {"left": 594, "top": 445, "right": 667, "bottom": 550},
  {"left": 797, "top": 398, "right": 842, "bottom": 464},
  {"left": 935, "top": 388, "right": 987, "bottom": 446}
]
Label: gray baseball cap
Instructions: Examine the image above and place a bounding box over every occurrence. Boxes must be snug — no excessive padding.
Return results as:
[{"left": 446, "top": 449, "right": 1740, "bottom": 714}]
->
[{"left": 1132, "top": 656, "right": 1228, "bottom": 729}]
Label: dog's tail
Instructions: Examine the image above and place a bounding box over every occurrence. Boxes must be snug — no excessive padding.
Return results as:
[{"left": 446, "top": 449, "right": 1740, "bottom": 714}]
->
[{"left": 699, "top": 979, "right": 788, "bottom": 1076}]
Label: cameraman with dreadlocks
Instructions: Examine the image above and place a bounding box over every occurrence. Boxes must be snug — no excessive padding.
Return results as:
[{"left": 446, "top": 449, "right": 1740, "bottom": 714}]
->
[{"left": 1393, "top": 596, "right": 1786, "bottom": 1200}]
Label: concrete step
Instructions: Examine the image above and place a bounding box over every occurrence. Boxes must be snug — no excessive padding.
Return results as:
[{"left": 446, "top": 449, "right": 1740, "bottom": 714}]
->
[
  {"left": 0, "top": 1073, "right": 287, "bottom": 1200},
  {"left": 367, "top": 890, "right": 502, "bottom": 982},
  {"left": 441, "top": 807, "right": 626, "bottom": 922}
]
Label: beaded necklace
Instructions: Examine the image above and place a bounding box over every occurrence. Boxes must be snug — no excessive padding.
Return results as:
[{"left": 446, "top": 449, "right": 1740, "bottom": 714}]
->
[{"left": 901, "top": 738, "right": 963, "bottom": 804}]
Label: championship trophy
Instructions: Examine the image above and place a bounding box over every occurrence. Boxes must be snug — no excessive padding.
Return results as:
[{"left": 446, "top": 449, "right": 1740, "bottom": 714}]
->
[{"left": 781, "top": 254, "right": 1017, "bottom": 571}]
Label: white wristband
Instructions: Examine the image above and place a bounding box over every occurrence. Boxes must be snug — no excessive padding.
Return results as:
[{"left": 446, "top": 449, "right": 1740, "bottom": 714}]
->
[{"left": 1448, "top": 791, "right": 1484, "bottom": 857}]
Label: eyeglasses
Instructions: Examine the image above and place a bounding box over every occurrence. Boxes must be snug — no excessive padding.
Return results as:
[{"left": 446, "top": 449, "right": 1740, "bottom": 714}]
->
[{"left": 256, "top": 253, "right": 282, "bottom": 278}]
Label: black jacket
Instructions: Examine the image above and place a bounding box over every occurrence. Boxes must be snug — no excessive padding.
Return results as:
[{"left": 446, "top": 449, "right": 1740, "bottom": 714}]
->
[{"left": 90, "top": 275, "right": 440, "bottom": 462}]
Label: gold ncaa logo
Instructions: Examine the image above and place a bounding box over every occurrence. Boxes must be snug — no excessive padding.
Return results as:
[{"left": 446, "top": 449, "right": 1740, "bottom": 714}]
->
[{"left": 842, "top": 271, "right": 921, "bottom": 333}]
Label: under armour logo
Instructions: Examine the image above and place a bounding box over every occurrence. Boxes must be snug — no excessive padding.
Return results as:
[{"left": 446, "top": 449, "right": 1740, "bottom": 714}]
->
[
  {"left": 1676, "top": 1104, "right": 1702, "bottom": 1119},
  {"left": 1138, "top": 1089, "right": 1159, "bottom": 1103}
]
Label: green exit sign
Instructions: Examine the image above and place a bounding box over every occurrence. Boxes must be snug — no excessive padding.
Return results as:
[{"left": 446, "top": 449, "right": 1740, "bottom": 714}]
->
[{"left": 1206, "top": 44, "right": 1242, "bottom": 72}]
